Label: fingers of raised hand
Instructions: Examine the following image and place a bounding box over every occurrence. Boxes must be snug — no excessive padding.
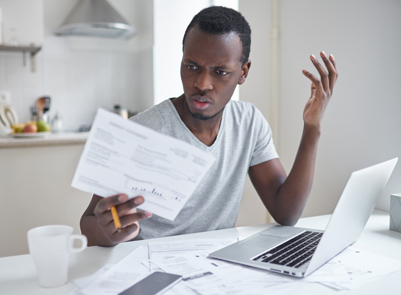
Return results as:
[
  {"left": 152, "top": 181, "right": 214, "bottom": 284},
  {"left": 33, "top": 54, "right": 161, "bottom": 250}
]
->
[
  {"left": 319, "top": 51, "right": 338, "bottom": 92},
  {"left": 302, "top": 69, "right": 320, "bottom": 90},
  {"left": 303, "top": 51, "right": 338, "bottom": 96},
  {"left": 309, "top": 53, "right": 329, "bottom": 93}
]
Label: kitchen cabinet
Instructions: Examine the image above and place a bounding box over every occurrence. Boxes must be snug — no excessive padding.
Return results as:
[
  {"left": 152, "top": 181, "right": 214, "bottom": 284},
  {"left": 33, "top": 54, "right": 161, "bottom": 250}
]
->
[{"left": 0, "top": 133, "right": 91, "bottom": 257}]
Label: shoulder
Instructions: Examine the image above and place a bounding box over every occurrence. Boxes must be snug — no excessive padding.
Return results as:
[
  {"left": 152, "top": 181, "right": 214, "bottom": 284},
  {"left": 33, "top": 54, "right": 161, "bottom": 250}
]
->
[
  {"left": 225, "top": 100, "right": 265, "bottom": 124},
  {"left": 129, "top": 99, "right": 175, "bottom": 129},
  {"left": 225, "top": 100, "right": 273, "bottom": 141}
]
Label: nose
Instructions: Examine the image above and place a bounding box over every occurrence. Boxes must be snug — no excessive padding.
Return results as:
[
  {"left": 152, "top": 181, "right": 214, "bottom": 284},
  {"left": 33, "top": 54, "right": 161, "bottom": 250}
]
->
[{"left": 194, "top": 70, "right": 213, "bottom": 92}]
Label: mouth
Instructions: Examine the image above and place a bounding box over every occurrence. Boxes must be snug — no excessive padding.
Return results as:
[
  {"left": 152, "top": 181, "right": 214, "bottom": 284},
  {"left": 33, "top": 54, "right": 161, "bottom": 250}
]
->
[{"left": 191, "top": 97, "right": 212, "bottom": 110}]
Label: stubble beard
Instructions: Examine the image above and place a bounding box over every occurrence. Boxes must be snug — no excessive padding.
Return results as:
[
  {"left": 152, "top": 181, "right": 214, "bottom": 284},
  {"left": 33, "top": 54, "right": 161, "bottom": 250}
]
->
[{"left": 184, "top": 99, "right": 224, "bottom": 121}]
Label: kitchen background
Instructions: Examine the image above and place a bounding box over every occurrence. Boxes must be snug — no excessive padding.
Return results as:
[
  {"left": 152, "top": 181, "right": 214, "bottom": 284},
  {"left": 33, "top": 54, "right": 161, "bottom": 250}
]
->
[
  {"left": 0, "top": 0, "right": 154, "bottom": 131},
  {"left": 1, "top": 0, "right": 401, "bottom": 257}
]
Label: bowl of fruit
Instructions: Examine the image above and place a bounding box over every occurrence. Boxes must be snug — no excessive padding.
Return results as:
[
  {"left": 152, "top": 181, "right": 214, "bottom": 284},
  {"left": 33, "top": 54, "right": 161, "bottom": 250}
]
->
[{"left": 11, "top": 120, "right": 51, "bottom": 138}]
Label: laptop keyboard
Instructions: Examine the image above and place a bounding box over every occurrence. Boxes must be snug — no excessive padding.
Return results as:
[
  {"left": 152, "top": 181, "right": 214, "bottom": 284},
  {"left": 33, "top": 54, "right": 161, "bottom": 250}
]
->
[{"left": 252, "top": 231, "right": 323, "bottom": 268}]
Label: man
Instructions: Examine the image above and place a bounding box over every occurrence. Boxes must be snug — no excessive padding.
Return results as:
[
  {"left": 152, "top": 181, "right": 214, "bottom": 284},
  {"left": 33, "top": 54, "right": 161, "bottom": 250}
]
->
[{"left": 80, "top": 6, "right": 338, "bottom": 247}]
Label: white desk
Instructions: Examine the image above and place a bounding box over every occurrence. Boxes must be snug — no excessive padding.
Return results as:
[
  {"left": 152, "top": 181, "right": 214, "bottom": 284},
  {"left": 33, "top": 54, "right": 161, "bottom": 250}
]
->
[{"left": 1, "top": 210, "right": 400, "bottom": 294}]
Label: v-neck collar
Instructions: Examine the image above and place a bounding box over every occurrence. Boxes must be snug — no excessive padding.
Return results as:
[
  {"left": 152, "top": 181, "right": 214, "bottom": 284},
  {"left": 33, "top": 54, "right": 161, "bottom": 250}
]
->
[{"left": 167, "top": 99, "right": 228, "bottom": 151}]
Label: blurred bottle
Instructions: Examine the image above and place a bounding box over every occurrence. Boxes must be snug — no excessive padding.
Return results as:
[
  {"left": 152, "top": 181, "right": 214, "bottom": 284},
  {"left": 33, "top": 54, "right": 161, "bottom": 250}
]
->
[
  {"left": 113, "top": 105, "right": 128, "bottom": 119},
  {"left": 51, "top": 112, "right": 63, "bottom": 133}
]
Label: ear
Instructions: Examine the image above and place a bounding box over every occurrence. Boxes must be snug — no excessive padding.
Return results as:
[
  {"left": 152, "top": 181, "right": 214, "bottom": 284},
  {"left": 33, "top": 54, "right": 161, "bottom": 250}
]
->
[{"left": 238, "top": 60, "right": 251, "bottom": 85}]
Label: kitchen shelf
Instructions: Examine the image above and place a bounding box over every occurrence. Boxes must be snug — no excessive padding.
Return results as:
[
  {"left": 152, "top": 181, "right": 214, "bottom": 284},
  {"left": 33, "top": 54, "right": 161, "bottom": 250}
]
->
[{"left": 0, "top": 45, "right": 42, "bottom": 72}]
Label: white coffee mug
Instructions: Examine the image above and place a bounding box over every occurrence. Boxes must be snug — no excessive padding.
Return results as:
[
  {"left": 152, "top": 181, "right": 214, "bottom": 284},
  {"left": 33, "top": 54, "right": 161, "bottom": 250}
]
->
[{"left": 27, "top": 225, "right": 87, "bottom": 288}]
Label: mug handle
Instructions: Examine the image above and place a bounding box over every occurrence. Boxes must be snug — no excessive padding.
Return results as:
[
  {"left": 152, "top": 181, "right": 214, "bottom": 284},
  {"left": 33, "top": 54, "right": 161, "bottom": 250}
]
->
[{"left": 69, "top": 234, "right": 88, "bottom": 253}]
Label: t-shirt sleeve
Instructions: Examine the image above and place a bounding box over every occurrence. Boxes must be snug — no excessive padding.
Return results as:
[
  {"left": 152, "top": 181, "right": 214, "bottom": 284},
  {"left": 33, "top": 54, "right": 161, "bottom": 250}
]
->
[
  {"left": 250, "top": 107, "right": 279, "bottom": 167},
  {"left": 129, "top": 102, "right": 166, "bottom": 131}
]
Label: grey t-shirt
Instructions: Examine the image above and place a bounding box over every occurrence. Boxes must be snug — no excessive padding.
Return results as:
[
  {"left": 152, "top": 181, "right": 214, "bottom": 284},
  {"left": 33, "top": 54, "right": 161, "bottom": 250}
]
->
[{"left": 130, "top": 99, "right": 278, "bottom": 239}]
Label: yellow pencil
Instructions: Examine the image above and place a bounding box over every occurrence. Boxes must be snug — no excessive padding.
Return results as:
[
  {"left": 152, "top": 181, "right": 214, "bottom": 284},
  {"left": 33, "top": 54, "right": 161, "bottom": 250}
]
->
[{"left": 111, "top": 206, "right": 121, "bottom": 232}]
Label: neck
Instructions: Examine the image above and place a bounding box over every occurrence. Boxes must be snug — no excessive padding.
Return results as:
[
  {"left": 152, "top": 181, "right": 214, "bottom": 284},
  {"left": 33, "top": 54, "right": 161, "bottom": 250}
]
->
[{"left": 172, "top": 95, "right": 223, "bottom": 146}]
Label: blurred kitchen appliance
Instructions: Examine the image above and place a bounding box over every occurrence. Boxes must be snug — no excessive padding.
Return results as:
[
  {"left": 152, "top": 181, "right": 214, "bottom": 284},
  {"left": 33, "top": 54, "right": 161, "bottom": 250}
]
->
[
  {"left": 0, "top": 104, "right": 18, "bottom": 127},
  {"left": 55, "top": 0, "right": 136, "bottom": 39},
  {"left": 0, "top": 104, "right": 18, "bottom": 135},
  {"left": 113, "top": 105, "right": 128, "bottom": 119}
]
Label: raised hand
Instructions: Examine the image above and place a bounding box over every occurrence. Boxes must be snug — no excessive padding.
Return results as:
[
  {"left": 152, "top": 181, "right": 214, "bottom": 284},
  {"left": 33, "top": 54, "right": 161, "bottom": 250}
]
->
[{"left": 302, "top": 51, "right": 338, "bottom": 129}]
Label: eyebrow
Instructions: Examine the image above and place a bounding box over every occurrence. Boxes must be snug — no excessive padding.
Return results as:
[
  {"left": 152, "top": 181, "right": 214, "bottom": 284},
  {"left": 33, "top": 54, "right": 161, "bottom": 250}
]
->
[
  {"left": 213, "top": 66, "right": 231, "bottom": 71},
  {"left": 183, "top": 59, "right": 232, "bottom": 71}
]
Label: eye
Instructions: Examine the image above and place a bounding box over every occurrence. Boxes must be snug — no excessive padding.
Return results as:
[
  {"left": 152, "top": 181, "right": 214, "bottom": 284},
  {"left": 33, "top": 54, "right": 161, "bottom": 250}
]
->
[
  {"left": 186, "top": 65, "right": 198, "bottom": 71},
  {"left": 216, "top": 70, "right": 228, "bottom": 76}
]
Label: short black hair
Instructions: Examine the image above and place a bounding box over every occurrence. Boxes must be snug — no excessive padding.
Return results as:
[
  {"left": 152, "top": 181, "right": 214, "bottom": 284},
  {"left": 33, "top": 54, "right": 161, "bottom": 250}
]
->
[{"left": 182, "top": 6, "right": 251, "bottom": 65}]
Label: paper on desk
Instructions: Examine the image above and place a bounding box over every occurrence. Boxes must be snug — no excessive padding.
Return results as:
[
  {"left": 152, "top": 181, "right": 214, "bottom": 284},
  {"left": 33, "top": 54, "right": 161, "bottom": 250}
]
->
[
  {"left": 148, "top": 238, "right": 237, "bottom": 272},
  {"left": 71, "top": 108, "right": 216, "bottom": 221},
  {"left": 73, "top": 263, "right": 115, "bottom": 289},
  {"left": 311, "top": 247, "right": 401, "bottom": 290},
  {"left": 152, "top": 252, "right": 305, "bottom": 295},
  {"left": 149, "top": 238, "right": 238, "bottom": 257},
  {"left": 79, "top": 246, "right": 150, "bottom": 295},
  {"left": 69, "top": 264, "right": 115, "bottom": 295},
  {"left": 149, "top": 238, "right": 300, "bottom": 295},
  {"left": 149, "top": 239, "right": 244, "bottom": 294}
]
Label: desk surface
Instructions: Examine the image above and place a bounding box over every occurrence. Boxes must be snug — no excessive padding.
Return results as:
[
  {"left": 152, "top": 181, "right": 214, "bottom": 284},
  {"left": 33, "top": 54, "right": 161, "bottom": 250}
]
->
[{"left": 0, "top": 210, "right": 400, "bottom": 295}]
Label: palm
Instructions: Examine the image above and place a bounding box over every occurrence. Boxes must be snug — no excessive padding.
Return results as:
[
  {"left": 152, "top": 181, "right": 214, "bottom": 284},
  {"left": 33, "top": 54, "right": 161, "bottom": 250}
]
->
[{"left": 303, "top": 83, "right": 328, "bottom": 127}]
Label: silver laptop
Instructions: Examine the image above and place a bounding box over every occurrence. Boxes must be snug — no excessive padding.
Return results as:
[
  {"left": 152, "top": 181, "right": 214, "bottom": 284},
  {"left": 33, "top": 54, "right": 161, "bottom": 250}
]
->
[{"left": 209, "top": 158, "right": 398, "bottom": 278}]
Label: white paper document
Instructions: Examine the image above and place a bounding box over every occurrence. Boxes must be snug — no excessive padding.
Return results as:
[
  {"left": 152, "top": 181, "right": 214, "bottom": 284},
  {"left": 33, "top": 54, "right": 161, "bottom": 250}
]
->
[
  {"left": 71, "top": 239, "right": 401, "bottom": 295},
  {"left": 78, "top": 246, "right": 150, "bottom": 295},
  {"left": 71, "top": 108, "right": 216, "bottom": 220},
  {"left": 149, "top": 238, "right": 238, "bottom": 258},
  {"left": 148, "top": 238, "right": 297, "bottom": 295},
  {"left": 307, "top": 247, "right": 401, "bottom": 290}
]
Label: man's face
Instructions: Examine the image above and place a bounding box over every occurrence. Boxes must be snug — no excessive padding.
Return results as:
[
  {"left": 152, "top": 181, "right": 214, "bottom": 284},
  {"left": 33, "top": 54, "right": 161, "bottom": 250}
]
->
[{"left": 181, "top": 27, "right": 250, "bottom": 121}]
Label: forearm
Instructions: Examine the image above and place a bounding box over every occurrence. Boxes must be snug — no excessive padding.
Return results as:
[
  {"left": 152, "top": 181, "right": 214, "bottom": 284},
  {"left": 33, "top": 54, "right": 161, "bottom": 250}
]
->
[
  {"left": 258, "top": 51, "right": 337, "bottom": 225},
  {"left": 270, "top": 125, "right": 321, "bottom": 225}
]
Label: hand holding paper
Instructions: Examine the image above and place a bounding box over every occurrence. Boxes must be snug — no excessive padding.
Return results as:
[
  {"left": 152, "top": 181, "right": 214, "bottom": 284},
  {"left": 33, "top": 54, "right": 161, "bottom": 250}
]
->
[{"left": 72, "top": 108, "right": 215, "bottom": 221}]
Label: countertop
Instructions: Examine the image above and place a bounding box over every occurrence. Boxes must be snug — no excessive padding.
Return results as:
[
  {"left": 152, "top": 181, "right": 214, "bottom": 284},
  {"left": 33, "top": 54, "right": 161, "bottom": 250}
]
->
[{"left": 0, "top": 132, "right": 89, "bottom": 148}]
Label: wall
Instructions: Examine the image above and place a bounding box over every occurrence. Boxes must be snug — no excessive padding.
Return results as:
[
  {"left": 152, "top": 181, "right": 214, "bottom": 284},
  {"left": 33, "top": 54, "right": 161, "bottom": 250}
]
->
[
  {"left": 240, "top": 0, "right": 401, "bottom": 219},
  {"left": 235, "top": 0, "right": 273, "bottom": 226},
  {"left": 0, "top": 0, "right": 43, "bottom": 127},
  {"left": 0, "top": 0, "right": 154, "bottom": 131},
  {"left": 279, "top": 0, "right": 401, "bottom": 216},
  {"left": 0, "top": 0, "right": 43, "bottom": 46},
  {"left": 153, "top": 0, "right": 211, "bottom": 104}
]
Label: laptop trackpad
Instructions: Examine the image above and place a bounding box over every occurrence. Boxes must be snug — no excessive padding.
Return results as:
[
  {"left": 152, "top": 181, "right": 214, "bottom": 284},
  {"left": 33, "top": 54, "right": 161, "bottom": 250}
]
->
[
  {"left": 239, "top": 234, "right": 284, "bottom": 249},
  {"left": 209, "top": 234, "right": 285, "bottom": 260}
]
